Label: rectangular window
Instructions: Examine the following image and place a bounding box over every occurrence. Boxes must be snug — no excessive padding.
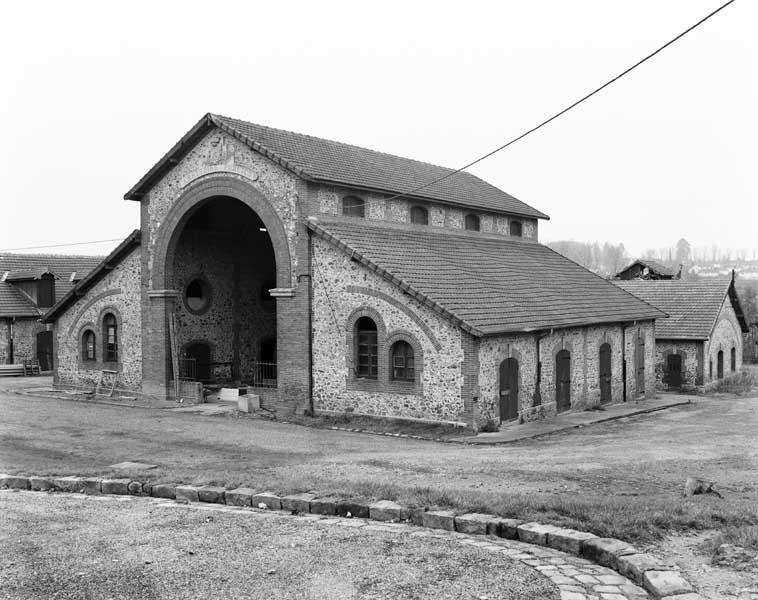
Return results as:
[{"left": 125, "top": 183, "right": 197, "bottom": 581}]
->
[
  {"left": 357, "top": 332, "right": 377, "bottom": 378},
  {"left": 105, "top": 326, "right": 117, "bottom": 362}
]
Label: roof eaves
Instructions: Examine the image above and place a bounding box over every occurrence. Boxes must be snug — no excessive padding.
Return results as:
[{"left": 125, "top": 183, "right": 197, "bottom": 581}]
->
[
  {"left": 306, "top": 219, "right": 483, "bottom": 337},
  {"left": 124, "top": 114, "right": 218, "bottom": 201},
  {"left": 41, "top": 230, "right": 141, "bottom": 323}
]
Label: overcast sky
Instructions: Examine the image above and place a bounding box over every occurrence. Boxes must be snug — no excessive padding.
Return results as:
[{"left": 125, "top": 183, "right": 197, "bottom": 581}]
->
[{"left": 1, "top": 0, "right": 754, "bottom": 258}]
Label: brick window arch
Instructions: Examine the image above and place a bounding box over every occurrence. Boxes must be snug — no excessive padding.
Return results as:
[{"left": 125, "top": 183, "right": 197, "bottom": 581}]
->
[
  {"left": 390, "top": 340, "right": 415, "bottom": 381},
  {"left": 464, "top": 214, "right": 480, "bottom": 231},
  {"left": 103, "top": 313, "right": 118, "bottom": 363},
  {"left": 342, "top": 195, "right": 366, "bottom": 218},
  {"left": 410, "top": 205, "right": 429, "bottom": 225},
  {"left": 510, "top": 220, "right": 523, "bottom": 237},
  {"left": 82, "top": 329, "right": 96, "bottom": 362}
]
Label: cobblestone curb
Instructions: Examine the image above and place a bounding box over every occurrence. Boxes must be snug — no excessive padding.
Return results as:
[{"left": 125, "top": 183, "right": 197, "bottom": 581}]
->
[{"left": 0, "top": 473, "right": 700, "bottom": 599}]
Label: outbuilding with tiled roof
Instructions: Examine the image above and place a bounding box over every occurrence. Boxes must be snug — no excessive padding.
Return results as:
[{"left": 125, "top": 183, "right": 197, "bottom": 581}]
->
[
  {"left": 43, "top": 114, "right": 666, "bottom": 427},
  {"left": 614, "top": 276, "right": 748, "bottom": 389}
]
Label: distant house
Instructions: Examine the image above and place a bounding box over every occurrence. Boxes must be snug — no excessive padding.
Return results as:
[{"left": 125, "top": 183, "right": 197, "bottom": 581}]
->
[
  {"left": 0, "top": 254, "right": 103, "bottom": 370},
  {"left": 614, "top": 276, "right": 748, "bottom": 389},
  {"left": 616, "top": 259, "right": 679, "bottom": 281}
]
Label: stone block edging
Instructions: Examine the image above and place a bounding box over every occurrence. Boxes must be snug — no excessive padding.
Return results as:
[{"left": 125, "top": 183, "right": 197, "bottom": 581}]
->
[{"left": 0, "top": 473, "right": 700, "bottom": 599}]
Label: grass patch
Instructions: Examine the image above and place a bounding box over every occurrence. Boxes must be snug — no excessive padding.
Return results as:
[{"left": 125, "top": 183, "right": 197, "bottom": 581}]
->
[
  {"left": 709, "top": 371, "right": 757, "bottom": 395},
  {"left": 701, "top": 525, "right": 758, "bottom": 553},
  {"left": 268, "top": 412, "right": 475, "bottom": 440}
]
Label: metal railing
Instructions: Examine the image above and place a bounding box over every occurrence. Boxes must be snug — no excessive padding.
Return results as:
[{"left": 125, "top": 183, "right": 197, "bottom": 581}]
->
[{"left": 251, "top": 361, "right": 277, "bottom": 388}]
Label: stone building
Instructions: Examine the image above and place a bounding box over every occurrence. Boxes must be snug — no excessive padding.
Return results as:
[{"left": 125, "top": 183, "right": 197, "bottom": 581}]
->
[
  {"left": 42, "top": 113, "right": 664, "bottom": 427},
  {"left": 614, "top": 276, "right": 748, "bottom": 390},
  {"left": 0, "top": 254, "right": 102, "bottom": 370}
]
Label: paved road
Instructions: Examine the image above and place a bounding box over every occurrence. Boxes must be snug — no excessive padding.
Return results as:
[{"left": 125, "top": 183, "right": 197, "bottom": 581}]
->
[{"left": 0, "top": 490, "right": 560, "bottom": 600}]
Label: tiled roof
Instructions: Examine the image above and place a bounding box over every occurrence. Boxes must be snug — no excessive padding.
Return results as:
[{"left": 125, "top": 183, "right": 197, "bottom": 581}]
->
[
  {"left": 125, "top": 113, "right": 549, "bottom": 220},
  {"left": 41, "top": 231, "right": 141, "bottom": 323},
  {"left": 0, "top": 282, "right": 39, "bottom": 317},
  {"left": 0, "top": 253, "right": 104, "bottom": 317},
  {"left": 613, "top": 279, "right": 749, "bottom": 339},
  {"left": 309, "top": 218, "right": 664, "bottom": 336}
]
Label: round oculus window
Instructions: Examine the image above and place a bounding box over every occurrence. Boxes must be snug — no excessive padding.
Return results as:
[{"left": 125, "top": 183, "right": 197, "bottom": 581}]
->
[{"left": 185, "top": 278, "right": 211, "bottom": 314}]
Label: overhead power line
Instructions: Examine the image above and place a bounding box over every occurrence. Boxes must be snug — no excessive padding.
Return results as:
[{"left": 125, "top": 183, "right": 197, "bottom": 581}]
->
[
  {"left": 383, "top": 0, "right": 737, "bottom": 204},
  {"left": 0, "top": 238, "right": 125, "bottom": 253}
]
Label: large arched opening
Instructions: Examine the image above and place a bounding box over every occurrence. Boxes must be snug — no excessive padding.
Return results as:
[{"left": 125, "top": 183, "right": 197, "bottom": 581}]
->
[{"left": 172, "top": 196, "right": 277, "bottom": 385}]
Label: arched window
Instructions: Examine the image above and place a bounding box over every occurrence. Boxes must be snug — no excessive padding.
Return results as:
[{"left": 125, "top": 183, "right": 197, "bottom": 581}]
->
[
  {"left": 342, "top": 195, "right": 366, "bottom": 218},
  {"left": 82, "top": 330, "right": 96, "bottom": 361},
  {"left": 103, "top": 313, "right": 118, "bottom": 362},
  {"left": 731, "top": 347, "right": 736, "bottom": 372},
  {"left": 185, "top": 278, "right": 211, "bottom": 314},
  {"left": 390, "top": 340, "right": 415, "bottom": 381},
  {"left": 355, "top": 317, "right": 378, "bottom": 379},
  {"left": 464, "top": 214, "right": 480, "bottom": 231},
  {"left": 510, "top": 220, "right": 523, "bottom": 237},
  {"left": 717, "top": 350, "right": 724, "bottom": 379},
  {"left": 410, "top": 206, "right": 428, "bottom": 225}
]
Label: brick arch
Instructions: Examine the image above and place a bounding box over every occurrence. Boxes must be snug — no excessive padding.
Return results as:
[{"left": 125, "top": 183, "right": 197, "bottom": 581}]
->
[
  {"left": 152, "top": 174, "right": 292, "bottom": 290},
  {"left": 386, "top": 329, "right": 424, "bottom": 394}
]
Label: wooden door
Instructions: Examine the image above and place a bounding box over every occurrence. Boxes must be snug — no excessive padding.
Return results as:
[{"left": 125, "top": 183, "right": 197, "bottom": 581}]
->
[
  {"left": 635, "top": 336, "right": 645, "bottom": 396},
  {"left": 36, "top": 331, "right": 53, "bottom": 371},
  {"left": 498, "top": 358, "right": 519, "bottom": 422},
  {"left": 666, "top": 354, "right": 682, "bottom": 389},
  {"left": 717, "top": 350, "right": 724, "bottom": 379},
  {"left": 555, "top": 350, "right": 571, "bottom": 412},
  {"left": 599, "top": 343, "right": 612, "bottom": 403}
]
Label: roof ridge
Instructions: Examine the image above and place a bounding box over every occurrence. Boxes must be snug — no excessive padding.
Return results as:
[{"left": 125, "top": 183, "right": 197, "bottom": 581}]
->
[
  {"left": 212, "top": 113, "right": 463, "bottom": 176},
  {"left": 0, "top": 253, "right": 105, "bottom": 259}
]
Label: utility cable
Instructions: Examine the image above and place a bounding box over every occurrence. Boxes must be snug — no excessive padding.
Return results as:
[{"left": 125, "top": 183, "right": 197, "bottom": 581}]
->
[
  {"left": 382, "top": 0, "right": 738, "bottom": 204},
  {"left": 0, "top": 238, "right": 125, "bottom": 253}
]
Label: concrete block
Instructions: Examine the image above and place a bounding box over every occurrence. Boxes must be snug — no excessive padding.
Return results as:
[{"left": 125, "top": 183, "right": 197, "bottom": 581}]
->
[
  {"left": 53, "top": 476, "right": 83, "bottom": 492},
  {"left": 101, "top": 479, "right": 131, "bottom": 495},
  {"left": 281, "top": 492, "right": 316, "bottom": 513},
  {"left": 643, "top": 570, "right": 693, "bottom": 598},
  {"left": 238, "top": 394, "right": 260, "bottom": 413},
  {"left": 29, "top": 476, "right": 54, "bottom": 491},
  {"left": 197, "top": 486, "right": 226, "bottom": 504},
  {"left": 151, "top": 483, "right": 176, "bottom": 499},
  {"left": 225, "top": 487, "right": 255, "bottom": 507},
  {"left": 517, "top": 522, "right": 557, "bottom": 546},
  {"left": 219, "top": 387, "right": 239, "bottom": 401},
  {"left": 495, "top": 518, "right": 524, "bottom": 539},
  {"left": 407, "top": 507, "right": 426, "bottom": 526},
  {"left": 252, "top": 491, "right": 281, "bottom": 510},
  {"left": 617, "top": 553, "right": 665, "bottom": 585},
  {"left": 335, "top": 499, "right": 369, "bottom": 518},
  {"left": 454, "top": 513, "right": 498, "bottom": 535},
  {"left": 81, "top": 478, "right": 102, "bottom": 495},
  {"left": 659, "top": 594, "right": 705, "bottom": 600},
  {"left": 309, "top": 496, "right": 338, "bottom": 515},
  {"left": 142, "top": 482, "right": 153, "bottom": 496},
  {"left": 369, "top": 500, "right": 403, "bottom": 522},
  {"left": 421, "top": 510, "right": 456, "bottom": 531},
  {"left": 175, "top": 485, "right": 200, "bottom": 503},
  {"left": 128, "top": 481, "right": 144, "bottom": 495},
  {"left": 546, "top": 527, "right": 598, "bottom": 555},
  {"left": 581, "top": 537, "right": 638, "bottom": 569},
  {"left": 1, "top": 475, "right": 30, "bottom": 490}
]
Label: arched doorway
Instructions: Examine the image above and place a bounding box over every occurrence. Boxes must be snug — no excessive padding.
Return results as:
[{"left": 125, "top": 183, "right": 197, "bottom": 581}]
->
[
  {"left": 498, "top": 358, "right": 519, "bottom": 422},
  {"left": 555, "top": 350, "right": 571, "bottom": 412},
  {"left": 666, "top": 354, "right": 682, "bottom": 389},
  {"left": 635, "top": 335, "right": 645, "bottom": 396},
  {"left": 171, "top": 196, "right": 277, "bottom": 386}
]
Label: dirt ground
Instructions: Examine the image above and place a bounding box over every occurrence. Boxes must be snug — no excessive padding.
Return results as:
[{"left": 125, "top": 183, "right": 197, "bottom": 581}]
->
[
  {"left": 2, "top": 377, "right": 758, "bottom": 597},
  {"left": 0, "top": 490, "right": 556, "bottom": 600}
]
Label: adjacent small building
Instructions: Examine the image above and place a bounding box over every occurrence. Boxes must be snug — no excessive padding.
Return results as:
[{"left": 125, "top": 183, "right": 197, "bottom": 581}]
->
[
  {"left": 614, "top": 276, "right": 748, "bottom": 390},
  {"left": 616, "top": 258, "right": 679, "bottom": 281},
  {"left": 0, "top": 254, "right": 103, "bottom": 370}
]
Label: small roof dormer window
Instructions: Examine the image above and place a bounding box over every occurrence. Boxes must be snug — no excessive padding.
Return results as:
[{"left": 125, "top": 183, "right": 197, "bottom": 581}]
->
[
  {"left": 510, "top": 220, "right": 523, "bottom": 237},
  {"left": 342, "top": 195, "right": 365, "bottom": 218},
  {"left": 410, "top": 206, "right": 429, "bottom": 225}
]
